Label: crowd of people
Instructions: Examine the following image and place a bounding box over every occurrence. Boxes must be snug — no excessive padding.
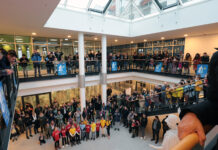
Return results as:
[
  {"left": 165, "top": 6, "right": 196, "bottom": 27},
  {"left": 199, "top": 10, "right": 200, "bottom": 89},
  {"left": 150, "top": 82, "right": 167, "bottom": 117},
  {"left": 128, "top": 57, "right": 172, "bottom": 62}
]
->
[
  {"left": 15, "top": 47, "right": 210, "bottom": 78},
  {"left": 10, "top": 73, "right": 206, "bottom": 149}
]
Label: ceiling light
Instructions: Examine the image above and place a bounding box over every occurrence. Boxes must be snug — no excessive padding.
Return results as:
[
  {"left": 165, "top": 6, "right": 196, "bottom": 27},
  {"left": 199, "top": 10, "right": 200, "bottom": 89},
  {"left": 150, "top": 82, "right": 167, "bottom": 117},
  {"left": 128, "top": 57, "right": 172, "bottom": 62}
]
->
[
  {"left": 67, "top": 35, "right": 71, "bottom": 38},
  {"left": 94, "top": 37, "right": 98, "bottom": 40},
  {"left": 161, "top": 37, "right": 165, "bottom": 40},
  {"left": 115, "top": 39, "right": 118, "bottom": 42},
  {"left": 184, "top": 34, "right": 188, "bottom": 37},
  {"left": 65, "top": 38, "right": 68, "bottom": 41},
  {"left": 144, "top": 39, "right": 147, "bottom": 42},
  {"left": 50, "top": 39, "right": 58, "bottom": 41},
  {"left": 130, "top": 41, "right": 134, "bottom": 44},
  {"left": 32, "top": 32, "right": 36, "bottom": 36}
]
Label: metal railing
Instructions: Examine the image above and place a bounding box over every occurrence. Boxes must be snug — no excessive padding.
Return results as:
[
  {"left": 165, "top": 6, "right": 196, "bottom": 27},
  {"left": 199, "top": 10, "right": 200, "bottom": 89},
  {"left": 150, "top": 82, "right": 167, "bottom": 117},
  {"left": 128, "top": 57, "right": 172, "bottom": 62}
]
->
[{"left": 0, "top": 65, "right": 19, "bottom": 150}]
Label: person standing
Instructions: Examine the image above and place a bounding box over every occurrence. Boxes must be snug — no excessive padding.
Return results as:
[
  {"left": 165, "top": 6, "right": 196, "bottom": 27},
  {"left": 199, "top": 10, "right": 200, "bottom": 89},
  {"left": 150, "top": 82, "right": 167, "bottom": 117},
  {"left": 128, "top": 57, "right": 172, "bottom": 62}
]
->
[
  {"left": 106, "top": 118, "right": 111, "bottom": 139},
  {"left": 31, "top": 49, "right": 42, "bottom": 77},
  {"left": 52, "top": 127, "right": 61, "bottom": 150},
  {"left": 19, "top": 54, "right": 29, "bottom": 78},
  {"left": 24, "top": 113, "right": 33, "bottom": 139},
  {"left": 151, "top": 116, "right": 161, "bottom": 144},
  {"left": 140, "top": 114, "right": 148, "bottom": 140},
  {"left": 162, "top": 116, "right": 169, "bottom": 137},
  {"left": 96, "top": 120, "right": 101, "bottom": 138},
  {"left": 100, "top": 117, "right": 106, "bottom": 137},
  {"left": 91, "top": 121, "right": 96, "bottom": 140}
]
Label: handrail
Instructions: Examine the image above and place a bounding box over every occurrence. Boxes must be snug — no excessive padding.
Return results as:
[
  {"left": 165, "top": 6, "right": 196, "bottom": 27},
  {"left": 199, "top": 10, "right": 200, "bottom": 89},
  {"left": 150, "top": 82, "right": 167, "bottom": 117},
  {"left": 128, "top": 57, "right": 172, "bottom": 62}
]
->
[{"left": 171, "top": 133, "right": 199, "bottom": 150}]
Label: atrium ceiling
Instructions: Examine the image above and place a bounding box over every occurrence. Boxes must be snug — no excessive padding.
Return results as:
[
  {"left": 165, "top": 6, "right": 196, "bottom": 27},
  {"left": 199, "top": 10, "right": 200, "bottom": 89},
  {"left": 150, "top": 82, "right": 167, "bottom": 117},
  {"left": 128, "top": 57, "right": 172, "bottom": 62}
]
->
[{"left": 0, "top": 0, "right": 218, "bottom": 46}]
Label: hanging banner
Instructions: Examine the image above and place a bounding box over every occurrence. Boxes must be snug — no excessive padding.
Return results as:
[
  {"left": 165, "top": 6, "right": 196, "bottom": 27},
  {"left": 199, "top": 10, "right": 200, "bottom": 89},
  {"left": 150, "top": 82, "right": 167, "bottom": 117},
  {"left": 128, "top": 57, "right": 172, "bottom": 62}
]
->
[
  {"left": 125, "top": 88, "right": 131, "bottom": 96},
  {"left": 0, "top": 82, "right": 10, "bottom": 127},
  {"left": 111, "top": 61, "right": 118, "bottom": 71},
  {"left": 196, "top": 64, "right": 208, "bottom": 78},
  {"left": 57, "top": 62, "right": 67, "bottom": 75},
  {"left": 154, "top": 62, "right": 163, "bottom": 73}
]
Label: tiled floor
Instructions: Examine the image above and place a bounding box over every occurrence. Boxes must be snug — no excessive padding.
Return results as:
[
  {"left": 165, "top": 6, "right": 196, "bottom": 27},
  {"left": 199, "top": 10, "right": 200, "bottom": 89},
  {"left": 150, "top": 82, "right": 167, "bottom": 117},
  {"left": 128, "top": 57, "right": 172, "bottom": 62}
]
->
[{"left": 8, "top": 126, "right": 161, "bottom": 150}]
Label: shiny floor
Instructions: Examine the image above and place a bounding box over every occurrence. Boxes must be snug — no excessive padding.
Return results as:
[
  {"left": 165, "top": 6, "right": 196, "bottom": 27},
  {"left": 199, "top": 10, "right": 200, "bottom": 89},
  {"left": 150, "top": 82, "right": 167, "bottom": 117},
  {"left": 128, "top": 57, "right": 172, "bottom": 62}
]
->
[{"left": 9, "top": 126, "right": 160, "bottom": 150}]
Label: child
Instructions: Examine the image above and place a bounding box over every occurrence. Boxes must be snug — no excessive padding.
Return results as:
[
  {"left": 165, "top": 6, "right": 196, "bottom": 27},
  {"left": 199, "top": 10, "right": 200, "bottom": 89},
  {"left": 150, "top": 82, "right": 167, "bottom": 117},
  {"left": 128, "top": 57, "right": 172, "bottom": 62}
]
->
[
  {"left": 80, "top": 122, "right": 86, "bottom": 141},
  {"left": 52, "top": 127, "right": 61, "bottom": 150},
  {"left": 91, "top": 121, "right": 96, "bottom": 140},
  {"left": 75, "top": 124, "right": 81, "bottom": 144},
  {"left": 65, "top": 121, "right": 71, "bottom": 145},
  {"left": 45, "top": 123, "right": 52, "bottom": 139},
  {"left": 100, "top": 117, "right": 106, "bottom": 137},
  {"left": 131, "top": 119, "right": 136, "bottom": 138},
  {"left": 39, "top": 133, "right": 46, "bottom": 145},
  {"left": 61, "top": 125, "right": 67, "bottom": 148},
  {"left": 11, "top": 124, "right": 18, "bottom": 142},
  {"left": 106, "top": 118, "right": 111, "bottom": 139},
  {"left": 96, "top": 120, "right": 101, "bottom": 138},
  {"left": 85, "top": 122, "right": 91, "bottom": 141},
  {"left": 69, "top": 125, "right": 76, "bottom": 146}
]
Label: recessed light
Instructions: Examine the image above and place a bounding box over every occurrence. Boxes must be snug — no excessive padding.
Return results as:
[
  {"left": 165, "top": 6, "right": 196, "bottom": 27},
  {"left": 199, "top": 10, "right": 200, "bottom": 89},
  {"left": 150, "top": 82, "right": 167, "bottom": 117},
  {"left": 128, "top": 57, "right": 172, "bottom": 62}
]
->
[
  {"left": 130, "top": 41, "right": 134, "bottom": 44},
  {"left": 115, "top": 39, "right": 118, "bottom": 42},
  {"left": 32, "top": 32, "right": 36, "bottom": 35},
  {"left": 144, "top": 39, "right": 147, "bottom": 42},
  {"left": 65, "top": 38, "right": 68, "bottom": 41},
  {"left": 94, "top": 37, "right": 98, "bottom": 40},
  {"left": 67, "top": 35, "right": 71, "bottom": 38},
  {"left": 161, "top": 37, "right": 165, "bottom": 40},
  {"left": 184, "top": 34, "right": 188, "bottom": 37}
]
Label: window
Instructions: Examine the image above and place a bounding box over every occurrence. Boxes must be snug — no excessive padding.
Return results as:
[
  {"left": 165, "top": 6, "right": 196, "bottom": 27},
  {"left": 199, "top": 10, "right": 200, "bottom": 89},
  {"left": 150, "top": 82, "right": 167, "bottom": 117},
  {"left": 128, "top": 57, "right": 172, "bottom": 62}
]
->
[
  {"left": 155, "top": 0, "right": 179, "bottom": 9},
  {"left": 89, "top": 0, "right": 112, "bottom": 13}
]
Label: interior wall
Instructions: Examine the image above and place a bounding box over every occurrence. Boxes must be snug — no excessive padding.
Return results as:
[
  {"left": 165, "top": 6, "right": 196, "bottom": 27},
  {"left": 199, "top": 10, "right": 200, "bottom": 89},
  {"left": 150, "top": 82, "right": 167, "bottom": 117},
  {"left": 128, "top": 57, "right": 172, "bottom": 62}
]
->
[{"left": 184, "top": 34, "right": 218, "bottom": 58}]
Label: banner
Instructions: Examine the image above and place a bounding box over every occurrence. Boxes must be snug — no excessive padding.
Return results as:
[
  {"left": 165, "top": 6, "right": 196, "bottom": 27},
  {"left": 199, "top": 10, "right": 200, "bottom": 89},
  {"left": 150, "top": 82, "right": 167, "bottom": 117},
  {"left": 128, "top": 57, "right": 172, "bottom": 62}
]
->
[
  {"left": 197, "top": 64, "right": 208, "bottom": 78},
  {"left": 111, "top": 61, "right": 117, "bottom": 71},
  {"left": 154, "top": 62, "right": 163, "bottom": 72},
  {"left": 0, "top": 82, "right": 10, "bottom": 126},
  {"left": 125, "top": 88, "right": 131, "bottom": 95},
  {"left": 57, "top": 62, "right": 67, "bottom": 75}
]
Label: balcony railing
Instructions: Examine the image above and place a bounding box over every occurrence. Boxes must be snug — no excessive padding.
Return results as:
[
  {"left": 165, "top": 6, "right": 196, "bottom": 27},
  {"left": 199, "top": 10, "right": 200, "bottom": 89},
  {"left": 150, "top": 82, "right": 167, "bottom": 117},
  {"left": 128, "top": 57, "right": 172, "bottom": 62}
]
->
[
  {"left": 17, "top": 59, "right": 208, "bottom": 82},
  {"left": 0, "top": 65, "right": 19, "bottom": 150}
]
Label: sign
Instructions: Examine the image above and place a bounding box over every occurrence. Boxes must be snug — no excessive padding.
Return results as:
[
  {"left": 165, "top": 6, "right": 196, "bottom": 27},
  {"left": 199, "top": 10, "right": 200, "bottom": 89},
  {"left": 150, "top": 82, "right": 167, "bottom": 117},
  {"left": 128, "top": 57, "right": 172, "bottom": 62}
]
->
[
  {"left": 154, "top": 62, "right": 163, "bottom": 72},
  {"left": 111, "top": 61, "right": 117, "bottom": 71},
  {"left": 197, "top": 64, "right": 208, "bottom": 78},
  {"left": 57, "top": 62, "right": 67, "bottom": 75},
  {"left": 0, "top": 82, "right": 10, "bottom": 126},
  {"left": 125, "top": 88, "right": 131, "bottom": 96}
]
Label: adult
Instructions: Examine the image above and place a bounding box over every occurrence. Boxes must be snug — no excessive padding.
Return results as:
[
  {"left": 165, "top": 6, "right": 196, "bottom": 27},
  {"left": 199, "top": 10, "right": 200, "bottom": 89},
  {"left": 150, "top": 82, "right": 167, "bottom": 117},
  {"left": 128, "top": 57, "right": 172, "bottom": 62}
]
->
[
  {"left": 149, "top": 114, "right": 180, "bottom": 150},
  {"left": 140, "top": 114, "right": 148, "bottom": 139},
  {"left": 179, "top": 51, "right": 218, "bottom": 147},
  {"left": 55, "top": 49, "right": 63, "bottom": 61},
  {"left": 19, "top": 54, "right": 29, "bottom": 78},
  {"left": 0, "top": 50, "right": 15, "bottom": 76},
  {"left": 201, "top": 52, "right": 210, "bottom": 64},
  {"left": 45, "top": 53, "right": 55, "bottom": 74},
  {"left": 193, "top": 53, "right": 201, "bottom": 74},
  {"left": 31, "top": 49, "right": 42, "bottom": 77},
  {"left": 151, "top": 116, "right": 161, "bottom": 144}
]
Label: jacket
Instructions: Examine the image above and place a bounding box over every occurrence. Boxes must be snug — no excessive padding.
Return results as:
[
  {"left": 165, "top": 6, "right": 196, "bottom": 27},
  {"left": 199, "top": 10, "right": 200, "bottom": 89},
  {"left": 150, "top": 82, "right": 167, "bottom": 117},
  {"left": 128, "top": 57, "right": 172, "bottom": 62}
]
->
[{"left": 31, "top": 53, "right": 41, "bottom": 62}]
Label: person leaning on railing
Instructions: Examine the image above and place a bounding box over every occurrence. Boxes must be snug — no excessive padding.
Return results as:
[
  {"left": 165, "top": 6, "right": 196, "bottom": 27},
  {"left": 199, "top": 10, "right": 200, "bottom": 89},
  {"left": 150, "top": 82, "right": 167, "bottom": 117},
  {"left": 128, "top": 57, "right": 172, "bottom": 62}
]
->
[
  {"left": 0, "top": 49, "right": 17, "bottom": 77},
  {"left": 178, "top": 51, "right": 218, "bottom": 147}
]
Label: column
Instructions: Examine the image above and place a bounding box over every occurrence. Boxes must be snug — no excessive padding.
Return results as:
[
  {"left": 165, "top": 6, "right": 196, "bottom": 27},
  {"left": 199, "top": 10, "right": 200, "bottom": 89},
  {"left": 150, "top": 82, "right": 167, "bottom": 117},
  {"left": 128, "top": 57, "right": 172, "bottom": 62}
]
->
[
  {"left": 101, "top": 35, "right": 107, "bottom": 105},
  {"left": 78, "top": 33, "right": 86, "bottom": 111}
]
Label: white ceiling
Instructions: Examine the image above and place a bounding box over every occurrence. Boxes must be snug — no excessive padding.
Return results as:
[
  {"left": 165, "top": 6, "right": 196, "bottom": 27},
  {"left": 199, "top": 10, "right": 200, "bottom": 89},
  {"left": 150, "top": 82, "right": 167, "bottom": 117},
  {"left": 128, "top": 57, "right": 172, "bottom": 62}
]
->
[{"left": 0, "top": 0, "right": 218, "bottom": 46}]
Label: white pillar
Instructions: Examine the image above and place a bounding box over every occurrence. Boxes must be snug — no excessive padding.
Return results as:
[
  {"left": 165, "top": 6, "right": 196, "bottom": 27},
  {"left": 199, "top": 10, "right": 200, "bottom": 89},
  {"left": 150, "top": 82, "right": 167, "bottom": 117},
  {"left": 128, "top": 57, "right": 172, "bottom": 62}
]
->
[
  {"left": 115, "top": 0, "right": 121, "bottom": 16},
  {"left": 78, "top": 33, "right": 86, "bottom": 110},
  {"left": 101, "top": 35, "right": 107, "bottom": 105}
]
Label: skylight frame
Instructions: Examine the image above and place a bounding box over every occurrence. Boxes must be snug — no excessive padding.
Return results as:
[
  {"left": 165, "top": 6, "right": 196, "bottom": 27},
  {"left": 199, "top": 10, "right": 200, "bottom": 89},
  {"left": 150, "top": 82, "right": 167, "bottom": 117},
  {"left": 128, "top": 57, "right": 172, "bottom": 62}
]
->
[{"left": 88, "top": 0, "right": 113, "bottom": 14}]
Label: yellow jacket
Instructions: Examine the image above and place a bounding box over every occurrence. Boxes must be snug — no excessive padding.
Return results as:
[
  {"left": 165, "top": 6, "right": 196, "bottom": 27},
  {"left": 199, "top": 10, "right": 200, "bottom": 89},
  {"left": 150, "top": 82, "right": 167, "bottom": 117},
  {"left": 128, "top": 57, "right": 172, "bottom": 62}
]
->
[
  {"left": 100, "top": 119, "right": 106, "bottom": 128},
  {"left": 195, "top": 80, "right": 203, "bottom": 92},
  {"left": 106, "top": 120, "right": 111, "bottom": 127},
  {"left": 91, "top": 123, "right": 96, "bottom": 132},
  {"left": 69, "top": 128, "right": 76, "bottom": 136}
]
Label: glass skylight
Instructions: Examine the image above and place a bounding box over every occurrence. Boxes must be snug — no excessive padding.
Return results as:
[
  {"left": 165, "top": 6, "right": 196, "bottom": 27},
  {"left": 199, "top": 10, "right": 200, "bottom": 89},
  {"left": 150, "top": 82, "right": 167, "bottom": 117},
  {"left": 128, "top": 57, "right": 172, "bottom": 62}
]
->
[
  {"left": 89, "top": 0, "right": 111, "bottom": 12},
  {"left": 57, "top": 0, "right": 206, "bottom": 21},
  {"left": 154, "top": 0, "right": 179, "bottom": 9}
]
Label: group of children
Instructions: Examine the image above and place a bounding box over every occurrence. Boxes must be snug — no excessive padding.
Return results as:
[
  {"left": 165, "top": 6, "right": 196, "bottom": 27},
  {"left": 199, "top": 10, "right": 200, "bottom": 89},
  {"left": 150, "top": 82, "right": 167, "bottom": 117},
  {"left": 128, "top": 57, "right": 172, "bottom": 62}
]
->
[{"left": 48, "top": 117, "right": 111, "bottom": 150}]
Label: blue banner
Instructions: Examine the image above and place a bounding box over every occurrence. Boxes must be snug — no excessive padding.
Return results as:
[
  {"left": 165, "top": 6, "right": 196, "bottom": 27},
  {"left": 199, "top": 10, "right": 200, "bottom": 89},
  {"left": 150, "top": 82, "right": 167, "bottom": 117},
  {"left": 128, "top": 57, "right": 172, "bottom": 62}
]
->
[
  {"left": 57, "top": 62, "right": 67, "bottom": 75},
  {"left": 111, "top": 61, "right": 118, "bottom": 71},
  {"left": 197, "top": 64, "right": 208, "bottom": 78},
  {"left": 0, "top": 82, "right": 10, "bottom": 127},
  {"left": 154, "top": 62, "right": 163, "bottom": 72}
]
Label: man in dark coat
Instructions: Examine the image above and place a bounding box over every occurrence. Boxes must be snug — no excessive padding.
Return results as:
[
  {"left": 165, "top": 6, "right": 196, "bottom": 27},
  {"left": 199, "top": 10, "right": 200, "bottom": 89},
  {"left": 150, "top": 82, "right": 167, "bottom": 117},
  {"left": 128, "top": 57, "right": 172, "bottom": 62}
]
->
[{"left": 151, "top": 116, "right": 161, "bottom": 144}]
